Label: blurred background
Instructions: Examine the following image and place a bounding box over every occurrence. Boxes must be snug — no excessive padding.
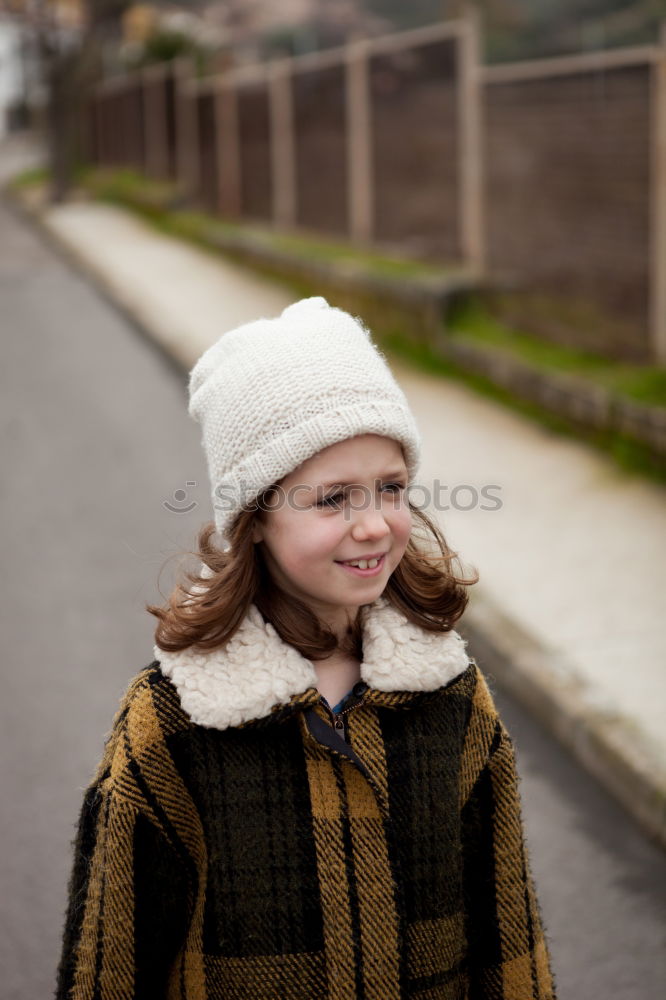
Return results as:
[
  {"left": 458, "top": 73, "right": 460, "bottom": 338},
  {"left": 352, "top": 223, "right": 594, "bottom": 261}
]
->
[{"left": 1, "top": 1, "right": 665, "bottom": 998}]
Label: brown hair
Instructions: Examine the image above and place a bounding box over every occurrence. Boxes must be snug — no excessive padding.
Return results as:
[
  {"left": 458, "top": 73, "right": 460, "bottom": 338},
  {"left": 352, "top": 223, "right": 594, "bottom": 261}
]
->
[{"left": 147, "top": 488, "right": 478, "bottom": 664}]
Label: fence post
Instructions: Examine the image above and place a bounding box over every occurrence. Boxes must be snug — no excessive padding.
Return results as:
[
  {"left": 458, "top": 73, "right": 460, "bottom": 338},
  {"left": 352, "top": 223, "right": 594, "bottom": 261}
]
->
[
  {"left": 118, "top": 84, "right": 128, "bottom": 167},
  {"left": 87, "top": 93, "right": 100, "bottom": 166},
  {"left": 96, "top": 89, "right": 107, "bottom": 166},
  {"left": 651, "top": 22, "right": 666, "bottom": 363},
  {"left": 142, "top": 64, "right": 168, "bottom": 179},
  {"left": 215, "top": 80, "right": 242, "bottom": 218},
  {"left": 269, "top": 58, "right": 296, "bottom": 228},
  {"left": 457, "top": 3, "right": 484, "bottom": 275},
  {"left": 174, "top": 57, "right": 199, "bottom": 199},
  {"left": 346, "top": 38, "right": 373, "bottom": 245}
]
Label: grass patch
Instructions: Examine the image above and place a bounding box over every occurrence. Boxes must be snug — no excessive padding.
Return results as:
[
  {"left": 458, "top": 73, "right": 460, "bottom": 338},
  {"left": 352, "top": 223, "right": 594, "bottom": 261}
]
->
[
  {"left": 251, "top": 230, "right": 452, "bottom": 280},
  {"left": 449, "top": 298, "right": 666, "bottom": 409},
  {"left": 83, "top": 167, "right": 182, "bottom": 216},
  {"left": 79, "top": 167, "right": 455, "bottom": 282},
  {"left": 9, "top": 166, "right": 49, "bottom": 189}
]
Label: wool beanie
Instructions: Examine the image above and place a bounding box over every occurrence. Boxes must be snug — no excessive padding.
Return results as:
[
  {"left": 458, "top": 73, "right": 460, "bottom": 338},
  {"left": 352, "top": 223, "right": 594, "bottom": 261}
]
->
[{"left": 188, "top": 296, "right": 422, "bottom": 544}]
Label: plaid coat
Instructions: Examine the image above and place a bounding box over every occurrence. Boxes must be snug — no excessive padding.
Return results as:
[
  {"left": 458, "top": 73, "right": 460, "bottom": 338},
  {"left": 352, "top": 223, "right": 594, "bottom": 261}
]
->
[{"left": 56, "top": 596, "right": 556, "bottom": 999}]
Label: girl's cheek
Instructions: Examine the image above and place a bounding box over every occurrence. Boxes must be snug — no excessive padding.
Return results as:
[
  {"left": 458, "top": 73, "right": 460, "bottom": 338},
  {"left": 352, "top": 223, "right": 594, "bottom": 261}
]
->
[
  {"left": 314, "top": 517, "right": 347, "bottom": 546},
  {"left": 395, "top": 505, "right": 414, "bottom": 543}
]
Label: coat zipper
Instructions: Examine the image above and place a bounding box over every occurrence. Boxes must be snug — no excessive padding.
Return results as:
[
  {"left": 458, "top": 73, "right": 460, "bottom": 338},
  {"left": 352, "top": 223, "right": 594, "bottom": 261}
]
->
[
  {"left": 320, "top": 695, "right": 364, "bottom": 742},
  {"left": 304, "top": 692, "right": 390, "bottom": 819}
]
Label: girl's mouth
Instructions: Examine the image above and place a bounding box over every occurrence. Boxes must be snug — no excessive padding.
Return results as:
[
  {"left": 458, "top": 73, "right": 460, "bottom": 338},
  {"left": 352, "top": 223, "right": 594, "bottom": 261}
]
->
[{"left": 335, "top": 553, "right": 386, "bottom": 577}]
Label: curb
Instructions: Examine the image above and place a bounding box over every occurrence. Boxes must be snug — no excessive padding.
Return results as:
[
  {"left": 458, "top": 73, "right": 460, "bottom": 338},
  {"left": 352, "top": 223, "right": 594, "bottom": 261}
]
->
[
  {"left": 437, "top": 335, "right": 666, "bottom": 465},
  {"left": 8, "top": 184, "right": 666, "bottom": 852},
  {"left": 461, "top": 589, "right": 666, "bottom": 851}
]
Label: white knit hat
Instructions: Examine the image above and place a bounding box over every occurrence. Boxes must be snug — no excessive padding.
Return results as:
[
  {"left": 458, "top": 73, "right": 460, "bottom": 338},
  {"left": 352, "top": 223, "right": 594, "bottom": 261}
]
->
[{"left": 188, "top": 296, "right": 422, "bottom": 544}]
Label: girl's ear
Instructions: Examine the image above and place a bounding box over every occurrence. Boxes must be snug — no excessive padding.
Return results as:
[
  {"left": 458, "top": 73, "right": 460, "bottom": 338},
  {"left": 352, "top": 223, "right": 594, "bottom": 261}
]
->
[{"left": 251, "top": 521, "right": 263, "bottom": 544}]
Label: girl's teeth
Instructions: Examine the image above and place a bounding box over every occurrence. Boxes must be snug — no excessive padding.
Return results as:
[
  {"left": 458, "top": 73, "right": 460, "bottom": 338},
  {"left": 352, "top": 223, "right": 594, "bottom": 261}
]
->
[{"left": 346, "top": 558, "right": 380, "bottom": 569}]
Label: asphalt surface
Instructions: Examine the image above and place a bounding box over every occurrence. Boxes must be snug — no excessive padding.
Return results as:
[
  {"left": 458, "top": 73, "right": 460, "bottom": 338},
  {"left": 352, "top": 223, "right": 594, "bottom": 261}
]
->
[{"left": 1, "top": 195, "right": 664, "bottom": 999}]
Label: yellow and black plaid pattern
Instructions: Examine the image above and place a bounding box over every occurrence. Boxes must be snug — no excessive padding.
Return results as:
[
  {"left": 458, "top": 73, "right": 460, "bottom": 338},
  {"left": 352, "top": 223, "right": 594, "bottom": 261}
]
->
[{"left": 56, "top": 662, "right": 557, "bottom": 999}]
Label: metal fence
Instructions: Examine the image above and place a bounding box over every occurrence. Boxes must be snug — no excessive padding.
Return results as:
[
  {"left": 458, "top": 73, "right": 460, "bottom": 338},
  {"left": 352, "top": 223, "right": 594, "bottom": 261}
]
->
[{"left": 86, "top": 15, "right": 666, "bottom": 364}]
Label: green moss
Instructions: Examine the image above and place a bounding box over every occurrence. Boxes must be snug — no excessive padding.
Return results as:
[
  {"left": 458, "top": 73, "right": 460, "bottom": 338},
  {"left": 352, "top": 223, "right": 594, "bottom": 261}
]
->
[
  {"left": 609, "top": 368, "right": 666, "bottom": 407},
  {"left": 79, "top": 167, "right": 454, "bottom": 282},
  {"left": 81, "top": 167, "right": 180, "bottom": 213},
  {"left": 254, "top": 230, "right": 452, "bottom": 280},
  {"left": 9, "top": 166, "right": 50, "bottom": 189},
  {"left": 449, "top": 298, "right": 666, "bottom": 408}
]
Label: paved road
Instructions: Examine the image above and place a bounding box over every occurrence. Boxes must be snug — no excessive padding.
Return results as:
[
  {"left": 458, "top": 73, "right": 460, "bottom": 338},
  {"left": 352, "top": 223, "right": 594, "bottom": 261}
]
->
[{"left": 0, "top": 196, "right": 664, "bottom": 999}]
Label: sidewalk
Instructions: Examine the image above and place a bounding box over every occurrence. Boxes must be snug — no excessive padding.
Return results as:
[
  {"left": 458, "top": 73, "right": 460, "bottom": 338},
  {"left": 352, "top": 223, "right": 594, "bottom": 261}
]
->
[{"left": 7, "top": 169, "right": 666, "bottom": 848}]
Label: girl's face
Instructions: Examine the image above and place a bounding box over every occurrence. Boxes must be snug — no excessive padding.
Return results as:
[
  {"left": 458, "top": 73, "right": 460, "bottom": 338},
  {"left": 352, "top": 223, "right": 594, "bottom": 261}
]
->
[{"left": 252, "top": 434, "right": 412, "bottom": 633}]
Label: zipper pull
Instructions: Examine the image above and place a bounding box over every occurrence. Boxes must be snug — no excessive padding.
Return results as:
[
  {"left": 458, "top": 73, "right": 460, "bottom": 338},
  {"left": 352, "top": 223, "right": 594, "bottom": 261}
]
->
[{"left": 333, "top": 713, "right": 348, "bottom": 741}]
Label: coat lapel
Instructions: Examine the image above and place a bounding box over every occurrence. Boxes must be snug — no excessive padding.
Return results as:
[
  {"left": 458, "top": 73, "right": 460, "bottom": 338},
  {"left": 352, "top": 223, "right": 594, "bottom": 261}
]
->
[{"left": 155, "top": 595, "right": 471, "bottom": 732}]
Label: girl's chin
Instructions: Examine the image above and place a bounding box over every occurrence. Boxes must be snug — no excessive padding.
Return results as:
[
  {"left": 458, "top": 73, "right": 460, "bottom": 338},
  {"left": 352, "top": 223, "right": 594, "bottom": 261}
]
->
[{"left": 308, "top": 582, "right": 386, "bottom": 611}]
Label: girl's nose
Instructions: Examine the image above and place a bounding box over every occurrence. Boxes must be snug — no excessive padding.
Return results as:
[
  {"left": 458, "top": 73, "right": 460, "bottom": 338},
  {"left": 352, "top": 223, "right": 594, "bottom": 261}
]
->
[{"left": 350, "top": 505, "right": 391, "bottom": 540}]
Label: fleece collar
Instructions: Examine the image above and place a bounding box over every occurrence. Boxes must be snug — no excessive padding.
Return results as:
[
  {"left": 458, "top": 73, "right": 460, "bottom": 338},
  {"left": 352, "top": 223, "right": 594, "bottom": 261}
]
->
[{"left": 154, "top": 595, "right": 471, "bottom": 731}]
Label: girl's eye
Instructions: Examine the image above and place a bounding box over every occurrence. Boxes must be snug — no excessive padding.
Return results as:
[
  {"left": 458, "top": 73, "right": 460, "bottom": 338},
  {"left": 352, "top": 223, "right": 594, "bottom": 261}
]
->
[
  {"left": 315, "top": 483, "right": 405, "bottom": 508},
  {"left": 316, "top": 492, "right": 345, "bottom": 509}
]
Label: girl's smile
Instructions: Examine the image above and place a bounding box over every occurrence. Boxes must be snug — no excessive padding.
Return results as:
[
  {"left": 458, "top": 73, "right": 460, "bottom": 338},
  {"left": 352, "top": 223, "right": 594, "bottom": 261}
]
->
[{"left": 335, "top": 552, "right": 388, "bottom": 576}]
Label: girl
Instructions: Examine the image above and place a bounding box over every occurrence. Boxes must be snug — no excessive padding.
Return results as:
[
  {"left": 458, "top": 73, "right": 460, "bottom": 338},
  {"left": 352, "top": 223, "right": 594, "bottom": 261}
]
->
[{"left": 56, "top": 296, "right": 557, "bottom": 999}]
